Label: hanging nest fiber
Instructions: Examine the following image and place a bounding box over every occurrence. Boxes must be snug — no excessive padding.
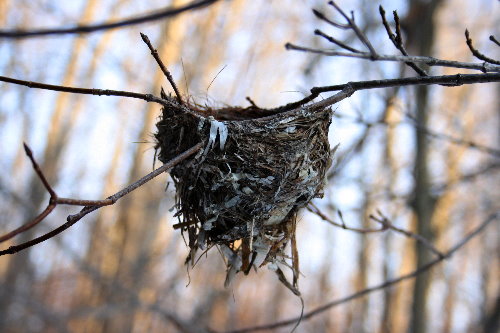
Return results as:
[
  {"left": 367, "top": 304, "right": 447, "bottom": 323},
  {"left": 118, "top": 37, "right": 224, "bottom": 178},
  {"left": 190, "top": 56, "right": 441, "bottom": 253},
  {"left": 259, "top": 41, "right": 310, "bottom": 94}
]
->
[{"left": 155, "top": 94, "right": 332, "bottom": 290}]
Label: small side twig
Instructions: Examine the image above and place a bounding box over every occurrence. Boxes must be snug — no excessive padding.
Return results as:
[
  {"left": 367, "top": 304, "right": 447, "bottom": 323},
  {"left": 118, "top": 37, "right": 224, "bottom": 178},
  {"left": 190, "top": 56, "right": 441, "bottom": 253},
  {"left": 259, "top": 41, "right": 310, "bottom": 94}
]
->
[
  {"left": 140, "top": 32, "right": 183, "bottom": 104},
  {"left": 490, "top": 35, "right": 500, "bottom": 47},
  {"left": 308, "top": 203, "right": 445, "bottom": 258},
  {"left": 0, "top": 144, "right": 113, "bottom": 244},
  {"left": 314, "top": 29, "right": 362, "bottom": 54},
  {"left": 465, "top": 29, "right": 500, "bottom": 65},
  {"left": 0, "top": 142, "right": 203, "bottom": 256},
  {"left": 379, "top": 6, "right": 427, "bottom": 76},
  {"left": 308, "top": 203, "right": 386, "bottom": 233},
  {"left": 285, "top": 43, "right": 500, "bottom": 73},
  {"left": 328, "top": 1, "right": 378, "bottom": 58},
  {"left": 311, "top": 9, "right": 349, "bottom": 29},
  {"left": 369, "top": 211, "right": 445, "bottom": 258}
]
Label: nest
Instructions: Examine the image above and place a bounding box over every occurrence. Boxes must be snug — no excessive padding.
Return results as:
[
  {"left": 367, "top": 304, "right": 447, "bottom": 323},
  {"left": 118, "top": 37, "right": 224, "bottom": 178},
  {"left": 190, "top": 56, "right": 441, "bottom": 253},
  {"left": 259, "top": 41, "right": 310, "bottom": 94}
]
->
[{"left": 155, "top": 95, "right": 332, "bottom": 290}]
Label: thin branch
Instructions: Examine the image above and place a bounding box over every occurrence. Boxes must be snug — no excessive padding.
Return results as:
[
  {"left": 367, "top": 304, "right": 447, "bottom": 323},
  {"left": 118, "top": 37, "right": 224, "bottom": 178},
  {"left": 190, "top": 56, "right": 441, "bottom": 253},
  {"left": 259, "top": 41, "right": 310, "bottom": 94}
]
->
[
  {"left": 140, "top": 33, "right": 183, "bottom": 104},
  {"left": 0, "top": 144, "right": 113, "bottom": 243},
  {"left": 490, "top": 35, "right": 500, "bottom": 47},
  {"left": 379, "top": 6, "right": 427, "bottom": 76},
  {"left": 369, "top": 212, "right": 444, "bottom": 258},
  {"left": 269, "top": 73, "right": 500, "bottom": 113},
  {"left": 311, "top": 73, "right": 500, "bottom": 92},
  {"left": 24, "top": 143, "right": 56, "bottom": 198},
  {"left": 311, "top": 9, "right": 349, "bottom": 29},
  {"left": 0, "top": 75, "right": 166, "bottom": 105},
  {"left": 465, "top": 29, "right": 500, "bottom": 65},
  {"left": 0, "top": 0, "right": 219, "bottom": 39},
  {"left": 328, "top": 1, "right": 378, "bottom": 58},
  {"left": 0, "top": 142, "right": 203, "bottom": 256},
  {"left": 431, "top": 161, "right": 500, "bottom": 193},
  {"left": 308, "top": 204, "right": 444, "bottom": 258},
  {"left": 308, "top": 203, "right": 386, "bottom": 233},
  {"left": 404, "top": 112, "right": 500, "bottom": 157},
  {"left": 285, "top": 43, "right": 500, "bottom": 73},
  {"left": 315, "top": 29, "right": 363, "bottom": 54},
  {"left": 225, "top": 211, "right": 499, "bottom": 333}
]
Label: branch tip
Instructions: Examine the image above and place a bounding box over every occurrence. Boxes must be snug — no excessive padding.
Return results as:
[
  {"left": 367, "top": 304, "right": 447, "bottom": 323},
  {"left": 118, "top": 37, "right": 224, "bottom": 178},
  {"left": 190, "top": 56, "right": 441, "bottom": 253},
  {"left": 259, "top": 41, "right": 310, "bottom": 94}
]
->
[{"left": 23, "top": 142, "right": 33, "bottom": 157}]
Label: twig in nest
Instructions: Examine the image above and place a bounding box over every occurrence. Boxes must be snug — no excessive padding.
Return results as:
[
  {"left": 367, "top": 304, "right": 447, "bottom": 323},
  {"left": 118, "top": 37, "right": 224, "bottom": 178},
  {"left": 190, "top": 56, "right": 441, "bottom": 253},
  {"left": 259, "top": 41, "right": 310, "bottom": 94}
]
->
[
  {"left": 0, "top": 142, "right": 203, "bottom": 256},
  {"left": 465, "top": 29, "right": 500, "bottom": 65},
  {"left": 140, "top": 33, "right": 183, "bottom": 104}
]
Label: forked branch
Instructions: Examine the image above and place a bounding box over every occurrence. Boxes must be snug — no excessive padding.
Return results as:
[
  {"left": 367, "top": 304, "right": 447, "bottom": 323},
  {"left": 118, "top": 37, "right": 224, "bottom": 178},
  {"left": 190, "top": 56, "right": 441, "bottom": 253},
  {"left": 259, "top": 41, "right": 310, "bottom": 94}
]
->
[{"left": 0, "top": 142, "right": 203, "bottom": 256}]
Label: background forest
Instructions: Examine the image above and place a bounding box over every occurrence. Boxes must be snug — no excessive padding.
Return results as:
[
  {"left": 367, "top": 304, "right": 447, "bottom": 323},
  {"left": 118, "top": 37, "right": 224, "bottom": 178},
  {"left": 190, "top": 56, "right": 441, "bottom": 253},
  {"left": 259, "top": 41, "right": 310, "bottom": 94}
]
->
[{"left": 0, "top": 0, "right": 498, "bottom": 332}]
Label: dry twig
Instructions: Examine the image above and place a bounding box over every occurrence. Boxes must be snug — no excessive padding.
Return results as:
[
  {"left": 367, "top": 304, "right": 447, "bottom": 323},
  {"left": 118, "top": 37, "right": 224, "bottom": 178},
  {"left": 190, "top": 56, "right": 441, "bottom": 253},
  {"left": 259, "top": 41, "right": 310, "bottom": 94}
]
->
[
  {"left": 378, "top": 6, "right": 427, "bottom": 76},
  {"left": 308, "top": 204, "right": 444, "bottom": 258},
  {"left": 0, "top": 0, "right": 219, "bottom": 38},
  {"left": 0, "top": 144, "right": 114, "bottom": 244},
  {"left": 0, "top": 143, "right": 203, "bottom": 256},
  {"left": 286, "top": 43, "right": 500, "bottom": 73},
  {"left": 140, "top": 33, "right": 183, "bottom": 104},
  {"left": 465, "top": 29, "right": 500, "bottom": 65}
]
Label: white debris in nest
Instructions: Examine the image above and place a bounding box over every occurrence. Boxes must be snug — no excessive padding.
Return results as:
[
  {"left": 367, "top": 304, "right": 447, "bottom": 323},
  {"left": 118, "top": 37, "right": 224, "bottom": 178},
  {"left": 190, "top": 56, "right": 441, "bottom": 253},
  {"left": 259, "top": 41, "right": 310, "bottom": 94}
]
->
[
  {"left": 264, "top": 205, "right": 294, "bottom": 225},
  {"left": 251, "top": 238, "right": 272, "bottom": 267},
  {"left": 202, "top": 215, "right": 218, "bottom": 230},
  {"left": 225, "top": 195, "right": 241, "bottom": 208},
  {"left": 221, "top": 245, "right": 242, "bottom": 287},
  {"left": 206, "top": 116, "right": 228, "bottom": 151},
  {"left": 299, "top": 166, "right": 318, "bottom": 183}
]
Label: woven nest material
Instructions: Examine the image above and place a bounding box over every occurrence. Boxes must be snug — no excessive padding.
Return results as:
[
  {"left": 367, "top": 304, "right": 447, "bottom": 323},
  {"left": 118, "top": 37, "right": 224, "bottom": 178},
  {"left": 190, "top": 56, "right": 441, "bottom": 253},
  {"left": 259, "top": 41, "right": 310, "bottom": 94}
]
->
[{"left": 155, "top": 96, "right": 332, "bottom": 289}]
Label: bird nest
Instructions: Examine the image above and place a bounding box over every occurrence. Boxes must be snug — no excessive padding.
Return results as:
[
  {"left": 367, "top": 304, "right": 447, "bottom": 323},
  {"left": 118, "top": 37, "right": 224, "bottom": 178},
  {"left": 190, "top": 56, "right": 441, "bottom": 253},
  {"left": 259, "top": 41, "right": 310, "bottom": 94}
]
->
[{"left": 155, "top": 96, "right": 332, "bottom": 291}]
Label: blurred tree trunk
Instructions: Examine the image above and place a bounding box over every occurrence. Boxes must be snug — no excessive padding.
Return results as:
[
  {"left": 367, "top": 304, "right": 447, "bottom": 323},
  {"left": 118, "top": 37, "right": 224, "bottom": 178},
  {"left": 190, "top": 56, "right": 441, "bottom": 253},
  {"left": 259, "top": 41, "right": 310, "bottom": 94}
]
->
[{"left": 403, "top": 1, "right": 443, "bottom": 332}]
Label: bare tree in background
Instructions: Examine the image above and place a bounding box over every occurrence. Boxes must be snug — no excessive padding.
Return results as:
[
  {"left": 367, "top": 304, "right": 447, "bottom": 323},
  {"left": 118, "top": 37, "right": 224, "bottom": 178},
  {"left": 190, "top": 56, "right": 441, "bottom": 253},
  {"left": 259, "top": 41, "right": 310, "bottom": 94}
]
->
[{"left": 0, "top": 1, "right": 499, "bottom": 332}]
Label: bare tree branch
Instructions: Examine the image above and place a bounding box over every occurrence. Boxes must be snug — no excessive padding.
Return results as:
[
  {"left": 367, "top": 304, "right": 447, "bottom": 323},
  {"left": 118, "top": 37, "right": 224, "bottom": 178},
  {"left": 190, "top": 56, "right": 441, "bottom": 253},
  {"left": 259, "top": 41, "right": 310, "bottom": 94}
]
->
[
  {"left": 379, "top": 6, "right": 428, "bottom": 76},
  {"left": 225, "top": 211, "right": 499, "bottom": 333},
  {"left": 327, "top": 1, "right": 378, "bottom": 57},
  {"left": 465, "top": 29, "right": 500, "bottom": 65},
  {"left": 285, "top": 43, "right": 500, "bottom": 73},
  {"left": 0, "top": 144, "right": 113, "bottom": 244},
  {"left": 308, "top": 204, "right": 444, "bottom": 258},
  {"left": 0, "top": 142, "right": 203, "bottom": 256},
  {"left": 0, "top": 0, "right": 219, "bottom": 39},
  {"left": 140, "top": 32, "right": 183, "bottom": 104},
  {"left": 270, "top": 73, "right": 500, "bottom": 113},
  {"left": 490, "top": 35, "right": 500, "bottom": 47}
]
